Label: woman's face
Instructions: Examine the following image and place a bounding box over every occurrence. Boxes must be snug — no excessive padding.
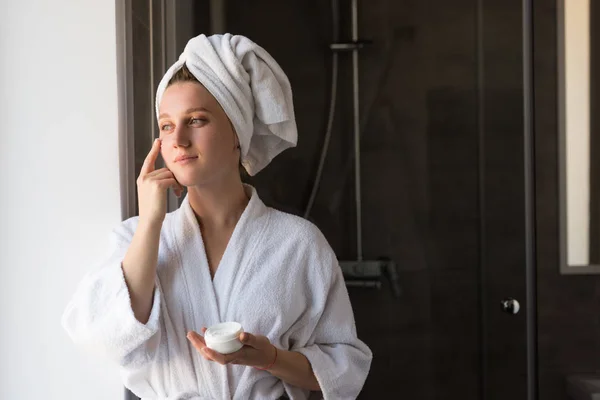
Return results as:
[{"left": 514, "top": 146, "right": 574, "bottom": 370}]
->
[{"left": 158, "top": 81, "right": 239, "bottom": 187}]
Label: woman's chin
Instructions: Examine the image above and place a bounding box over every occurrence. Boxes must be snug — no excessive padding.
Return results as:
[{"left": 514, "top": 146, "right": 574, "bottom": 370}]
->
[
  {"left": 174, "top": 177, "right": 198, "bottom": 188},
  {"left": 171, "top": 171, "right": 197, "bottom": 187}
]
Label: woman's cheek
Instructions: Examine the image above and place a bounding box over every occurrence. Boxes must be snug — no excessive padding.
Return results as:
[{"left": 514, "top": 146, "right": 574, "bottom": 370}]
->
[{"left": 159, "top": 145, "right": 173, "bottom": 167}]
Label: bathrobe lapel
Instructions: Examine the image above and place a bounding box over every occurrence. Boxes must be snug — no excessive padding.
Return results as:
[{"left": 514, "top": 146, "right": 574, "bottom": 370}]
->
[{"left": 172, "top": 186, "right": 270, "bottom": 398}]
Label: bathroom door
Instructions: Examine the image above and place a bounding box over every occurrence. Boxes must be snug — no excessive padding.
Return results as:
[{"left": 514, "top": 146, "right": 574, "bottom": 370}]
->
[
  {"left": 339, "top": 0, "right": 536, "bottom": 398},
  {"left": 329, "top": 0, "right": 535, "bottom": 399}
]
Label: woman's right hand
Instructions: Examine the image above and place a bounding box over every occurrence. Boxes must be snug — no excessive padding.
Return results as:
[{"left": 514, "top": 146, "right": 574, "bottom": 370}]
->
[{"left": 137, "top": 138, "right": 184, "bottom": 226}]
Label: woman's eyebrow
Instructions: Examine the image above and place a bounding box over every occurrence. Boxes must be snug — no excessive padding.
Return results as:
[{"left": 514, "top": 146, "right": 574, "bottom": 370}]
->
[
  {"left": 159, "top": 107, "right": 211, "bottom": 119},
  {"left": 185, "top": 107, "right": 211, "bottom": 114}
]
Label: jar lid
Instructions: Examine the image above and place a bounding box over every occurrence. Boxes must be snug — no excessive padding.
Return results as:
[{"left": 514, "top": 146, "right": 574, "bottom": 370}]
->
[{"left": 205, "top": 322, "right": 244, "bottom": 343}]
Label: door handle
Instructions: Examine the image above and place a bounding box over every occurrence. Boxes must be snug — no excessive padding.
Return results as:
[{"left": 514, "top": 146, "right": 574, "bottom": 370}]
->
[{"left": 501, "top": 298, "right": 521, "bottom": 315}]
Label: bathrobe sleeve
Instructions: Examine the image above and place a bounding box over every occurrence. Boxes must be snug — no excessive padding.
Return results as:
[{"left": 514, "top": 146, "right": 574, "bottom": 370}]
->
[
  {"left": 288, "top": 229, "right": 373, "bottom": 400},
  {"left": 61, "top": 219, "right": 162, "bottom": 370}
]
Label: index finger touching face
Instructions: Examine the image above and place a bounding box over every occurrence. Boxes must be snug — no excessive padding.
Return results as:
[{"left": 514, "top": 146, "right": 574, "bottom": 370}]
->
[{"left": 141, "top": 138, "right": 162, "bottom": 175}]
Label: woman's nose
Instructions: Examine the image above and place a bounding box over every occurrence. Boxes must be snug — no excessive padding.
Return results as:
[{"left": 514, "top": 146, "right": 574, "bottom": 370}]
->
[{"left": 172, "top": 126, "right": 191, "bottom": 147}]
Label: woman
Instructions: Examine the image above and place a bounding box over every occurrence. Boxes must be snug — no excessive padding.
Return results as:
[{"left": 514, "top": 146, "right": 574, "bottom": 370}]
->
[{"left": 62, "top": 33, "right": 372, "bottom": 400}]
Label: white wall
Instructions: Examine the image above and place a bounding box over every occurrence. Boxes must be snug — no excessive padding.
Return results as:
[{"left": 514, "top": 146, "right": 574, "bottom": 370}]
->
[{"left": 0, "top": 0, "right": 124, "bottom": 399}]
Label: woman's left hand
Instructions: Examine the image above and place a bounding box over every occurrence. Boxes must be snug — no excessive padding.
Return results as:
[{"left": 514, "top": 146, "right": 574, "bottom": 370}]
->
[{"left": 187, "top": 328, "right": 277, "bottom": 369}]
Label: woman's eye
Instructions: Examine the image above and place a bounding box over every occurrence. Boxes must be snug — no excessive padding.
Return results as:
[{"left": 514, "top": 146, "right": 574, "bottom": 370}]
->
[
  {"left": 160, "top": 123, "right": 173, "bottom": 131},
  {"left": 190, "top": 117, "right": 206, "bottom": 125}
]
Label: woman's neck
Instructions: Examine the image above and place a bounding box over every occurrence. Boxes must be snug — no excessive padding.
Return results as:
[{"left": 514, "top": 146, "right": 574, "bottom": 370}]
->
[{"left": 186, "top": 177, "right": 249, "bottom": 230}]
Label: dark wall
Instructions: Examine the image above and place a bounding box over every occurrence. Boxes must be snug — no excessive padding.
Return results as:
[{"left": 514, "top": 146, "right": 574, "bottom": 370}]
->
[
  {"left": 131, "top": 0, "right": 153, "bottom": 190},
  {"left": 180, "top": 0, "right": 600, "bottom": 399}
]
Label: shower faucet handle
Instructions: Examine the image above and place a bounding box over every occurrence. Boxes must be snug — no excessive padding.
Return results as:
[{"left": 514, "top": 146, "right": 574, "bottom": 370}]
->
[{"left": 330, "top": 39, "right": 373, "bottom": 52}]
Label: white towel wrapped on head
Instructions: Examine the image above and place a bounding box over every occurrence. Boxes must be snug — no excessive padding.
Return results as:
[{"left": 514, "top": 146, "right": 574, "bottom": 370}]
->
[{"left": 155, "top": 33, "right": 298, "bottom": 176}]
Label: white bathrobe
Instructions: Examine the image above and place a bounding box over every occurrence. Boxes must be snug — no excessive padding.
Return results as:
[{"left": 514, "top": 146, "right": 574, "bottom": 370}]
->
[{"left": 62, "top": 187, "right": 372, "bottom": 399}]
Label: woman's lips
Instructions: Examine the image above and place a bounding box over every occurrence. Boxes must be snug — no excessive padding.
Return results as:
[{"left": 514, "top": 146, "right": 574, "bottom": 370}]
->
[{"left": 174, "top": 155, "right": 198, "bottom": 164}]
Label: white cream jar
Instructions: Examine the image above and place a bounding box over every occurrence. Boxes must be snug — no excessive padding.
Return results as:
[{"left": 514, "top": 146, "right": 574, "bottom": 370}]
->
[{"left": 204, "top": 322, "right": 244, "bottom": 354}]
